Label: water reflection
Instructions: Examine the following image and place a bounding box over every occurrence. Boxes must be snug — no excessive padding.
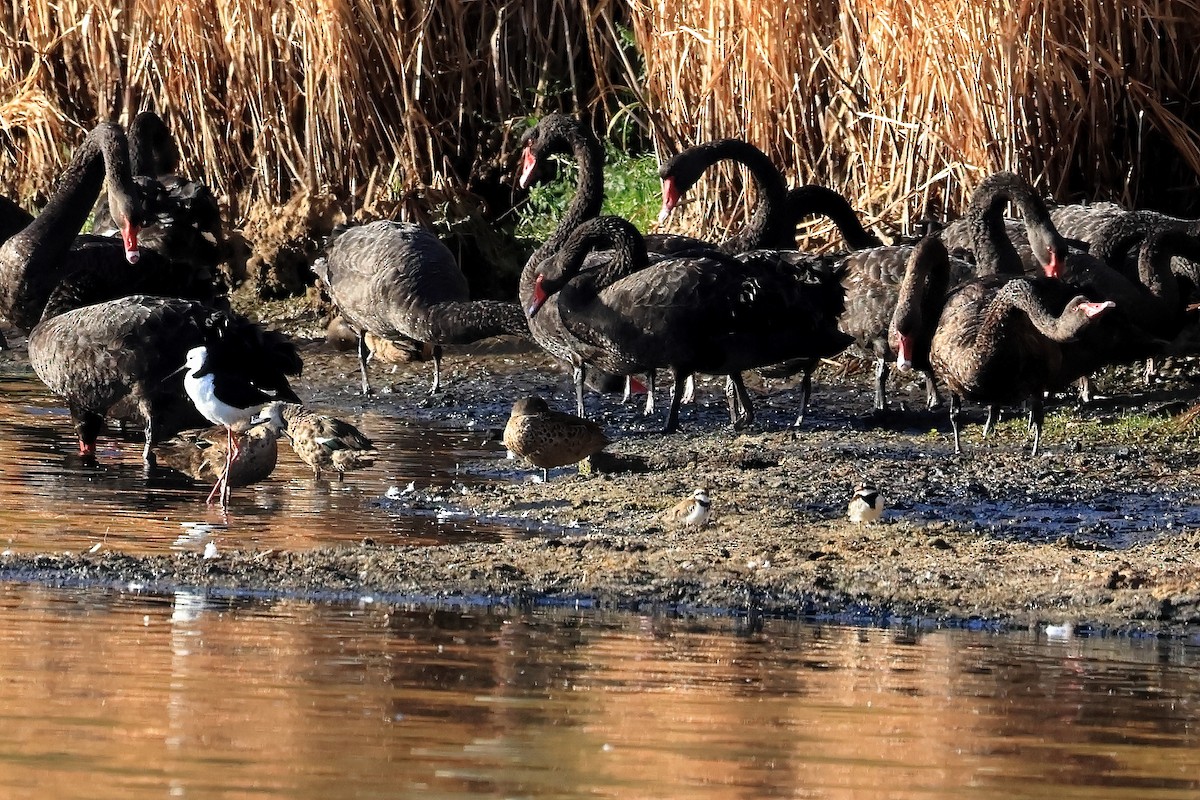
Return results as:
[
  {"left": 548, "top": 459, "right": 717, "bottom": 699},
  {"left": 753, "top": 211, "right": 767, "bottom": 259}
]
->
[
  {"left": 0, "top": 584, "right": 1197, "bottom": 799},
  {"left": 0, "top": 359, "right": 519, "bottom": 556}
]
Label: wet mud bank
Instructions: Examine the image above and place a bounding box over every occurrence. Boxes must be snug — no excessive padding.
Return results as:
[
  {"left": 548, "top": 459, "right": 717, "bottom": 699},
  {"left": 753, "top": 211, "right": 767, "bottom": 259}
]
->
[{"left": 7, "top": 305, "right": 1200, "bottom": 633}]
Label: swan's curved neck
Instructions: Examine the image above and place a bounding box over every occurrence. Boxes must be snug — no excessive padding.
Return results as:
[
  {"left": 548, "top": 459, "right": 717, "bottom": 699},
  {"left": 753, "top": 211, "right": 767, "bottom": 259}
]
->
[
  {"left": 787, "top": 185, "right": 883, "bottom": 251},
  {"left": 1, "top": 123, "right": 134, "bottom": 329},
  {"left": 991, "top": 279, "right": 1097, "bottom": 342},
  {"left": 894, "top": 239, "right": 951, "bottom": 339},
  {"left": 968, "top": 174, "right": 1062, "bottom": 276},
  {"left": 525, "top": 128, "right": 604, "bottom": 271},
  {"left": 702, "top": 142, "right": 789, "bottom": 253}
]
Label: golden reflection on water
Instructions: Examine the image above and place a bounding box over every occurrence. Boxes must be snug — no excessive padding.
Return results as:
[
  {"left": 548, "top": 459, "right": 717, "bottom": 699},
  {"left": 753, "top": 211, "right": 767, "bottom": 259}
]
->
[
  {"left": 0, "top": 584, "right": 1198, "bottom": 799},
  {"left": 0, "top": 363, "right": 519, "bottom": 555}
]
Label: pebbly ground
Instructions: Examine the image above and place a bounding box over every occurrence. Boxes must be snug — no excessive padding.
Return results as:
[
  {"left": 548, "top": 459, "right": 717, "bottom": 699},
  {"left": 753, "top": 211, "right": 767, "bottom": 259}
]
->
[{"left": 5, "top": 298, "right": 1200, "bottom": 634}]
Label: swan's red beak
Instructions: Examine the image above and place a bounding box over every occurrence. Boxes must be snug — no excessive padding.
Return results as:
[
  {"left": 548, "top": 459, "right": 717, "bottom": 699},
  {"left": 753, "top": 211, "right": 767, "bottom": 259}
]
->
[
  {"left": 896, "top": 334, "right": 914, "bottom": 372},
  {"left": 657, "top": 176, "right": 680, "bottom": 224},
  {"left": 528, "top": 274, "right": 549, "bottom": 316},
  {"left": 1042, "top": 248, "right": 1061, "bottom": 279},
  {"left": 627, "top": 375, "right": 648, "bottom": 395},
  {"left": 518, "top": 145, "right": 538, "bottom": 189},
  {"left": 120, "top": 220, "right": 141, "bottom": 264},
  {"left": 1079, "top": 300, "right": 1115, "bottom": 318},
  {"left": 78, "top": 439, "right": 94, "bottom": 457}
]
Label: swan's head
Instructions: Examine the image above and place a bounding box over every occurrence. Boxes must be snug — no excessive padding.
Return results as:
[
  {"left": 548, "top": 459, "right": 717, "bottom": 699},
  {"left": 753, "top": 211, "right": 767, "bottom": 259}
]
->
[
  {"left": 658, "top": 175, "right": 682, "bottom": 224},
  {"left": 106, "top": 180, "right": 145, "bottom": 264},
  {"left": 528, "top": 273, "right": 550, "bottom": 316},
  {"left": 518, "top": 143, "right": 539, "bottom": 189},
  {"left": 517, "top": 113, "right": 576, "bottom": 189},
  {"left": 1076, "top": 299, "right": 1115, "bottom": 319},
  {"left": 1030, "top": 228, "right": 1068, "bottom": 280}
]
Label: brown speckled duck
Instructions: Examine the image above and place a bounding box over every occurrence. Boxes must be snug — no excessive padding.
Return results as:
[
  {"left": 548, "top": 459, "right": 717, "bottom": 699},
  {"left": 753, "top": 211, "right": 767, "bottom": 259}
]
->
[
  {"left": 502, "top": 395, "right": 609, "bottom": 479},
  {"left": 155, "top": 423, "right": 279, "bottom": 489},
  {"left": 252, "top": 401, "right": 377, "bottom": 480}
]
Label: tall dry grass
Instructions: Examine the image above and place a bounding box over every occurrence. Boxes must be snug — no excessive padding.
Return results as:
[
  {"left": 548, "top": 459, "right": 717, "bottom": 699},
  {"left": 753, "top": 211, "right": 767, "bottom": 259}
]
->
[
  {"left": 629, "top": 0, "right": 1200, "bottom": 243},
  {"left": 0, "top": 0, "right": 627, "bottom": 237},
  {"left": 3, "top": 0, "right": 1200, "bottom": 256}
]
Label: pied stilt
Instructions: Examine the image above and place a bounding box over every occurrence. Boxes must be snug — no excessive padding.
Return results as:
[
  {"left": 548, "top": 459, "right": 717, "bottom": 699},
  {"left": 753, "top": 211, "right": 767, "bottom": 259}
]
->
[{"left": 181, "top": 345, "right": 280, "bottom": 506}]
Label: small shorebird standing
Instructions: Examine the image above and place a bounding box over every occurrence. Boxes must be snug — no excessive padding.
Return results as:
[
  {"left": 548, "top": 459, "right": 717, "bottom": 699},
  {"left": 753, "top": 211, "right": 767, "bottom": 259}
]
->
[
  {"left": 252, "top": 401, "right": 377, "bottom": 480},
  {"left": 662, "top": 488, "right": 712, "bottom": 528},
  {"left": 502, "top": 395, "right": 609, "bottom": 481},
  {"left": 847, "top": 482, "right": 884, "bottom": 523},
  {"left": 180, "top": 345, "right": 283, "bottom": 506}
]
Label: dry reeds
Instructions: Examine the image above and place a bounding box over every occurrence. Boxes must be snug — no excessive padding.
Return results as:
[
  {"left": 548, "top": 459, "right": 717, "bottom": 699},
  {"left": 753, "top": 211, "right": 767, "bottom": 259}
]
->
[
  {"left": 629, "top": 0, "right": 1200, "bottom": 243},
  {"left": 4, "top": 0, "right": 1200, "bottom": 258},
  {"left": 0, "top": 0, "right": 627, "bottom": 234}
]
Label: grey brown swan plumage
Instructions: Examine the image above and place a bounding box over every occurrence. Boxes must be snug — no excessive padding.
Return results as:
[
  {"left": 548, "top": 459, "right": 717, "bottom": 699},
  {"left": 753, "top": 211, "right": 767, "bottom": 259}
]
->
[
  {"left": 314, "top": 220, "right": 528, "bottom": 394},
  {"left": 929, "top": 277, "right": 1114, "bottom": 455},
  {"left": 27, "top": 294, "right": 301, "bottom": 469},
  {"left": 530, "top": 215, "right": 853, "bottom": 432},
  {"left": 830, "top": 172, "right": 1054, "bottom": 415}
]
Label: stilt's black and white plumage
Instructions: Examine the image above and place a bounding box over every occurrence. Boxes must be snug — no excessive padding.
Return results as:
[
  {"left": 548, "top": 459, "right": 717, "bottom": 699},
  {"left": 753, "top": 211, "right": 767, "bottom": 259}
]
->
[{"left": 181, "top": 345, "right": 287, "bottom": 505}]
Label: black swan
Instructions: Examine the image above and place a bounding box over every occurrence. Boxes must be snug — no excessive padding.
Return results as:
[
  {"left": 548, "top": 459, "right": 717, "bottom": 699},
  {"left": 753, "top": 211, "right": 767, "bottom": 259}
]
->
[
  {"left": 750, "top": 185, "right": 885, "bottom": 422},
  {"left": 0, "top": 122, "right": 215, "bottom": 333},
  {"left": 516, "top": 114, "right": 636, "bottom": 412},
  {"left": 831, "top": 172, "right": 1064, "bottom": 415},
  {"left": 27, "top": 294, "right": 301, "bottom": 472},
  {"left": 888, "top": 237, "right": 955, "bottom": 404},
  {"left": 92, "top": 111, "right": 225, "bottom": 275},
  {"left": 314, "top": 220, "right": 528, "bottom": 394},
  {"left": 530, "top": 215, "right": 853, "bottom": 432},
  {"left": 517, "top": 118, "right": 795, "bottom": 414},
  {"left": 0, "top": 123, "right": 143, "bottom": 331},
  {"left": 928, "top": 277, "right": 1115, "bottom": 454}
]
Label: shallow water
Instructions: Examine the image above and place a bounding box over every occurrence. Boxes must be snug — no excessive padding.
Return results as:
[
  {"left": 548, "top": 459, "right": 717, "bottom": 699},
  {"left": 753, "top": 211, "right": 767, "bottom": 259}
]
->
[
  {"left": 1, "top": 583, "right": 1198, "bottom": 799},
  {"left": 0, "top": 359, "right": 521, "bottom": 556}
]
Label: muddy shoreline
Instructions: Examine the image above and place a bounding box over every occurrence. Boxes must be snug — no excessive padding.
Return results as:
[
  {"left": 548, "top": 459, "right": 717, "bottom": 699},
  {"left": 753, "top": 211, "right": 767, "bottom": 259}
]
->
[{"left": 6, "top": 302, "right": 1200, "bottom": 634}]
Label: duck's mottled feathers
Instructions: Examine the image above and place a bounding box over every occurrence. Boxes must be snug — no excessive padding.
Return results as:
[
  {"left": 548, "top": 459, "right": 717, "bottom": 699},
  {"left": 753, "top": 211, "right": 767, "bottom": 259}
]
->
[
  {"left": 502, "top": 395, "right": 609, "bottom": 470},
  {"left": 156, "top": 423, "right": 279, "bottom": 487},
  {"left": 255, "top": 401, "right": 377, "bottom": 479}
]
